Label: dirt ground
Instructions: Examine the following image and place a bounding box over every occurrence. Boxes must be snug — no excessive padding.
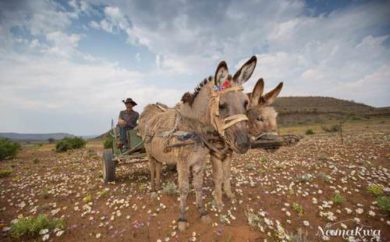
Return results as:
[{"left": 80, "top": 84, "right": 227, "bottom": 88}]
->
[{"left": 1, "top": 120, "right": 389, "bottom": 242}]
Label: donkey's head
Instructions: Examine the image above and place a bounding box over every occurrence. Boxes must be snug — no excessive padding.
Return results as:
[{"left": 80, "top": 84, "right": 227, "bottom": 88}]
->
[
  {"left": 212, "top": 56, "right": 257, "bottom": 153},
  {"left": 180, "top": 56, "right": 257, "bottom": 154},
  {"left": 247, "top": 78, "right": 283, "bottom": 149}
]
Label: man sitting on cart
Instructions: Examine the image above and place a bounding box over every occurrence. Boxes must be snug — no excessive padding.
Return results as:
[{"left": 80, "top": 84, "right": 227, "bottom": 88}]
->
[{"left": 117, "top": 98, "right": 139, "bottom": 151}]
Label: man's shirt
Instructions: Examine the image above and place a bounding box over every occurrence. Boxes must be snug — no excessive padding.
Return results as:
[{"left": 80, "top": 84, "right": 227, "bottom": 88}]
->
[{"left": 119, "top": 110, "right": 139, "bottom": 129}]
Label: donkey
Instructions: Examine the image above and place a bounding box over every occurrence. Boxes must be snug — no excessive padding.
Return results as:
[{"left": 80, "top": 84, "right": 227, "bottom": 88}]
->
[
  {"left": 211, "top": 78, "right": 284, "bottom": 209},
  {"left": 141, "top": 78, "right": 284, "bottom": 209},
  {"left": 138, "top": 57, "right": 256, "bottom": 231}
]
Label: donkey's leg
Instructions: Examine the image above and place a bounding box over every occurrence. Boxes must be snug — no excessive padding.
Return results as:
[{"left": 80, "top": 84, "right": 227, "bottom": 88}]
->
[
  {"left": 155, "top": 162, "right": 162, "bottom": 190},
  {"left": 192, "top": 159, "right": 210, "bottom": 223},
  {"left": 177, "top": 162, "right": 190, "bottom": 231},
  {"left": 211, "top": 153, "right": 224, "bottom": 209},
  {"left": 148, "top": 155, "right": 156, "bottom": 191},
  {"left": 222, "top": 152, "right": 235, "bottom": 199}
]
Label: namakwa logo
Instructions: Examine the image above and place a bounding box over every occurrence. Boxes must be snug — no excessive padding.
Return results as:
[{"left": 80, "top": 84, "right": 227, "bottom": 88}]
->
[{"left": 317, "top": 220, "right": 381, "bottom": 241}]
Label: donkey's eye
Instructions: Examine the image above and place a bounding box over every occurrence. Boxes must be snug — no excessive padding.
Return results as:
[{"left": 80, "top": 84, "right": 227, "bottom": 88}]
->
[
  {"left": 257, "top": 116, "right": 264, "bottom": 122},
  {"left": 244, "top": 100, "right": 249, "bottom": 109},
  {"left": 219, "top": 103, "right": 227, "bottom": 110}
]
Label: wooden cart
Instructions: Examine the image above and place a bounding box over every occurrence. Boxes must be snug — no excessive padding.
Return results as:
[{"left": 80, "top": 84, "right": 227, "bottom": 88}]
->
[{"left": 102, "top": 125, "right": 146, "bottom": 183}]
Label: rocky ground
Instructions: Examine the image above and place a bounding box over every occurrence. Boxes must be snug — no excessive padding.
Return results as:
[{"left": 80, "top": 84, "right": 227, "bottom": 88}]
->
[{"left": 0, "top": 121, "right": 389, "bottom": 242}]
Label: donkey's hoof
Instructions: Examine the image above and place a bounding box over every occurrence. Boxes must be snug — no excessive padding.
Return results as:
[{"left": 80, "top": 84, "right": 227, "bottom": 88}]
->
[
  {"left": 201, "top": 214, "right": 211, "bottom": 224},
  {"left": 178, "top": 221, "right": 188, "bottom": 232},
  {"left": 225, "top": 192, "right": 235, "bottom": 200},
  {"left": 216, "top": 201, "right": 224, "bottom": 211}
]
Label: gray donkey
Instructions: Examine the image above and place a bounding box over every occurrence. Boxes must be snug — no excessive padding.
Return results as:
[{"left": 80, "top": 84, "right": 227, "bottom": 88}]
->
[
  {"left": 211, "top": 78, "right": 284, "bottom": 209},
  {"left": 138, "top": 57, "right": 257, "bottom": 231},
  {"left": 141, "top": 78, "right": 284, "bottom": 210}
]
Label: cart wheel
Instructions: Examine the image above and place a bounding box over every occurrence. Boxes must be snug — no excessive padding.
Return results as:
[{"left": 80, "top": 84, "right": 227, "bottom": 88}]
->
[{"left": 103, "top": 149, "right": 115, "bottom": 183}]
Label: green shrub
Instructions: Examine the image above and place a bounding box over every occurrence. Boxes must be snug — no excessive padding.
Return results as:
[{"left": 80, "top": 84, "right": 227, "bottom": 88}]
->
[
  {"left": 10, "top": 214, "right": 65, "bottom": 238},
  {"left": 103, "top": 136, "right": 113, "bottom": 149},
  {"left": 246, "top": 210, "right": 261, "bottom": 228},
  {"left": 289, "top": 228, "right": 310, "bottom": 242},
  {"left": 0, "top": 138, "right": 21, "bottom": 160},
  {"left": 162, "top": 181, "right": 178, "bottom": 195},
  {"left": 351, "top": 116, "right": 361, "bottom": 121},
  {"left": 83, "top": 194, "right": 92, "bottom": 203},
  {"left": 292, "top": 203, "right": 304, "bottom": 216},
  {"left": 139, "top": 183, "right": 148, "bottom": 193},
  {"left": 55, "top": 137, "right": 86, "bottom": 153},
  {"left": 305, "top": 129, "right": 314, "bottom": 135},
  {"left": 377, "top": 196, "right": 390, "bottom": 213},
  {"left": 97, "top": 189, "right": 109, "bottom": 198},
  {"left": 0, "top": 169, "right": 13, "bottom": 178},
  {"left": 321, "top": 125, "right": 341, "bottom": 133},
  {"left": 259, "top": 157, "right": 269, "bottom": 164},
  {"left": 367, "top": 184, "right": 384, "bottom": 196},
  {"left": 296, "top": 174, "right": 313, "bottom": 183},
  {"left": 318, "top": 172, "right": 331, "bottom": 183},
  {"left": 333, "top": 193, "right": 345, "bottom": 205},
  {"left": 245, "top": 163, "right": 256, "bottom": 171},
  {"left": 318, "top": 154, "right": 328, "bottom": 162}
]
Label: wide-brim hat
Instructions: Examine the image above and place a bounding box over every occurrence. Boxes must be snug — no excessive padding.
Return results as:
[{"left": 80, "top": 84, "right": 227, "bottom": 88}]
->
[{"left": 122, "top": 98, "right": 137, "bottom": 106}]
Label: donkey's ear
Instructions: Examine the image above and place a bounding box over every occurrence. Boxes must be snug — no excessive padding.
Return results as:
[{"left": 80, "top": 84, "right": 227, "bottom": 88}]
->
[
  {"left": 233, "top": 56, "right": 257, "bottom": 84},
  {"left": 251, "top": 78, "right": 264, "bottom": 105},
  {"left": 214, "top": 61, "right": 229, "bottom": 86},
  {"left": 261, "top": 82, "right": 283, "bottom": 105}
]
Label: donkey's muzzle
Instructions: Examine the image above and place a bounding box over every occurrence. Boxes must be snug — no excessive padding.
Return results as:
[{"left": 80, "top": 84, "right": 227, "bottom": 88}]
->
[{"left": 235, "top": 133, "right": 250, "bottom": 154}]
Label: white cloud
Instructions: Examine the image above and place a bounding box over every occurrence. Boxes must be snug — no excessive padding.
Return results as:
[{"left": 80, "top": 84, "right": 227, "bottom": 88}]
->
[
  {"left": 335, "top": 64, "right": 390, "bottom": 105},
  {"left": 155, "top": 54, "right": 162, "bottom": 69},
  {"left": 68, "top": 0, "right": 96, "bottom": 17},
  {"left": 135, "top": 52, "right": 141, "bottom": 62},
  {"left": 44, "top": 32, "right": 81, "bottom": 58},
  {"left": 0, "top": 53, "right": 182, "bottom": 134},
  {"left": 89, "top": 20, "right": 100, "bottom": 29},
  {"left": 0, "top": 0, "right": 389, "bottom": 134},
  {"left": 87, "top": 0, "right": 390, "bottom": 102},
  {"left": 88, "top": 5, "right": 138, "bottom": 44},
  {"left": 233, "top": 2, "right": 390, "bottom": 106}
]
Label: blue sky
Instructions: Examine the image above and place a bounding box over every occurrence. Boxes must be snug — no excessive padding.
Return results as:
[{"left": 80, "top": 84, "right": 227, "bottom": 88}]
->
[{"left": 0, "top": 0, "right": 389, "bottom": 135}]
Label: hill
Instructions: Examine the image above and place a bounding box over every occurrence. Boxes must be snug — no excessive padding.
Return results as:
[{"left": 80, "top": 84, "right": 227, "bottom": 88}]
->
[
  {"left": 0, "top": 132, "right": 75, "bottom": 141},
  {"left": 273, "top": 96, "right": 390, "bottom": 125},
  {"left": 96, "top": 96, "right": 390, "bottom": 138}
]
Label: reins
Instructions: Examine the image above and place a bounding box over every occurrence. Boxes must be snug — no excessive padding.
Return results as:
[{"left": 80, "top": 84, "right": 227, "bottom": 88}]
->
[{"left": 199, "top": 134, "right": 229, "bottom": 157}]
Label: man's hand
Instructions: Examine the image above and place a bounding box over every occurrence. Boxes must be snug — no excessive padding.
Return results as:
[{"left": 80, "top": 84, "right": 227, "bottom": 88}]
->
[{"left": 118, "top": 119, "right": 127, "bottom": 127}]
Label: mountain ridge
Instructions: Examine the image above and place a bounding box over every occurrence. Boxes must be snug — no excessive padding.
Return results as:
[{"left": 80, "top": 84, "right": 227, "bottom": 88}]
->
[
  {"left": 273, "top": 96, "right": 390, "bottom": 125},
  {"left": 0, "top": 132, "right": 75, "bottom": 141},
  {"left": 2, "top": 96, "right": 389, "bottom": 140}
]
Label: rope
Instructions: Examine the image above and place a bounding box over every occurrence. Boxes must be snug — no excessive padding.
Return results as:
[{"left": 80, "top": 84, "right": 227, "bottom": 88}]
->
[
  {"left": 156, "top": 103, "right": 168, "bottom": 112},
  {"left": 223, "top": 114, "right": 248, "bottom": 130},
  {"left": 199, "top": 134, "right": 229, "bottom": 157},
  {"left": 209, "top": 85, "right": 248, "bottom": 137},
  {"left": 161, "top": 110, "right": 181, "bottom": 152},
  {"left": 143, "top": 85, "right": 249, "bottom": 154}
]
